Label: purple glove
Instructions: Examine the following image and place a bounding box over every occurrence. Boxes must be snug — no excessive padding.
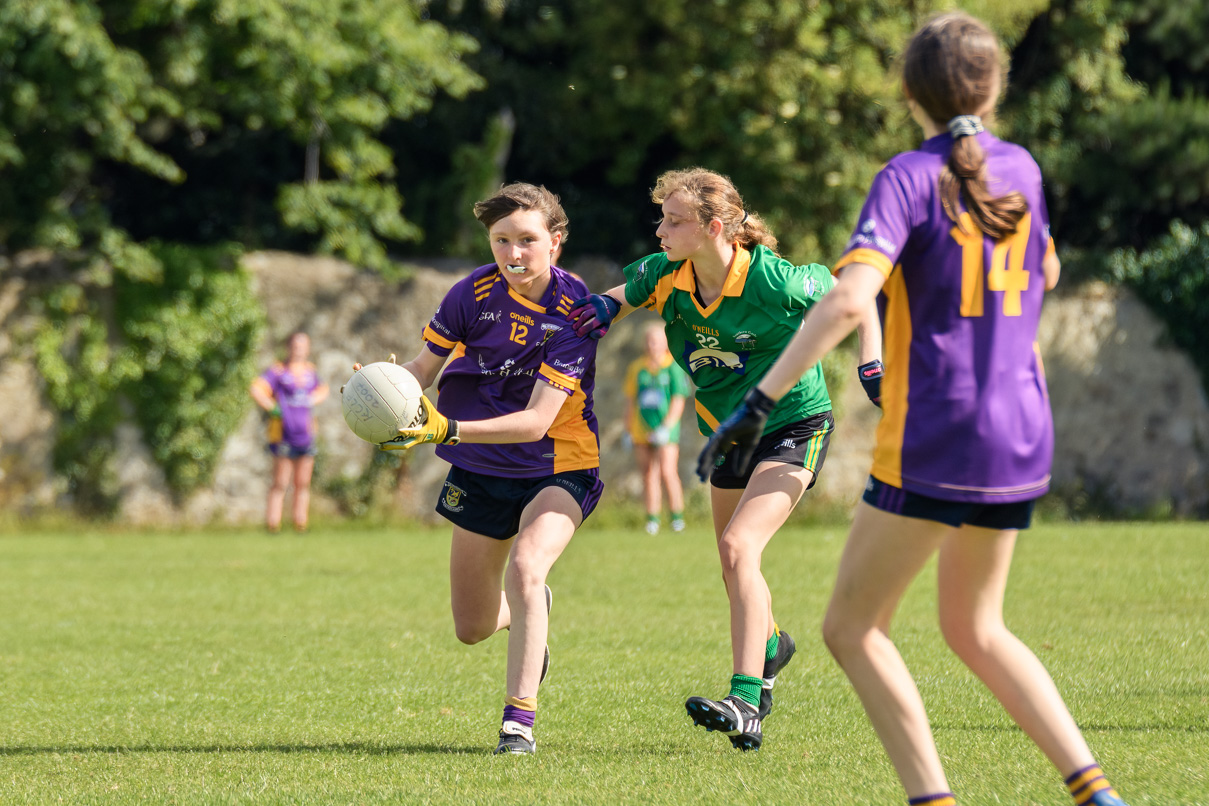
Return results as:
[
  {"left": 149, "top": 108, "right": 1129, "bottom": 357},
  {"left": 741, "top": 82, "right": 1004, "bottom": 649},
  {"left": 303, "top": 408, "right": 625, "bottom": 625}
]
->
[{"left": 567, "top": 294, "right": 622, "bottom": 339}]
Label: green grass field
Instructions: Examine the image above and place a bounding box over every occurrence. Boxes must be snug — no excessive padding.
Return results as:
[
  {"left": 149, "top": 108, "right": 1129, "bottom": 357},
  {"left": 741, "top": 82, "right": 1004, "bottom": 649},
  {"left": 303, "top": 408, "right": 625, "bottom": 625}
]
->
[{"left": 0, "top": 520, "right": 1205, "bottom": 804}]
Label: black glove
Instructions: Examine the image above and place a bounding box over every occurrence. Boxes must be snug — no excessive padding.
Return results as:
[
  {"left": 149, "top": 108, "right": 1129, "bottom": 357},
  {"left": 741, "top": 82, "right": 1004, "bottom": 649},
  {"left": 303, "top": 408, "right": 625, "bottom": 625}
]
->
[
  {"left": 695, "top": 387, "right": 776, "bottom": 482},
  {"left": 857, "top": 359, "right": 884, "bottom": 408}
]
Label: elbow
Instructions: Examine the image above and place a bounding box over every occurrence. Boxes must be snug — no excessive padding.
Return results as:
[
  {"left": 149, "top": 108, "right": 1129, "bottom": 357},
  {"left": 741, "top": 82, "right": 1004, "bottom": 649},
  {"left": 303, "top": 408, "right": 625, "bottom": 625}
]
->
[{"left": 829, "top": 292, "right": 869, "bottom": 329}]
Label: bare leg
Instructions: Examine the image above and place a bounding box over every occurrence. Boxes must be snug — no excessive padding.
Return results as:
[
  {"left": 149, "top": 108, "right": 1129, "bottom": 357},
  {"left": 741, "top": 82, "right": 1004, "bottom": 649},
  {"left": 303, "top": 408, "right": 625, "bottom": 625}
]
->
[
  {"left": 291, "top": 456, "right": 315, "bottom": 529},
  {"left": 449, "top": 526, "right": 512, "bottom": 644},
  {"left": 822, "top": 503, "right": 952, "bottom": 798},
  {"left": 713, "top": 462, "right": 811, "bottom": 678},
  {"left": 504, "top": 487, "right": 580, "bottom": 700},
  {"left": 659, "top": 444, "right": 684, "bottom": 515},
  {"left": 938, "top": 526, "right": 1096, "bottom": 776},
  {"left": 637, "top": 443, "right": 661, "bottom": 521},
  {"left": 266, "top": 456, "right": 291, "bottom": 531}
]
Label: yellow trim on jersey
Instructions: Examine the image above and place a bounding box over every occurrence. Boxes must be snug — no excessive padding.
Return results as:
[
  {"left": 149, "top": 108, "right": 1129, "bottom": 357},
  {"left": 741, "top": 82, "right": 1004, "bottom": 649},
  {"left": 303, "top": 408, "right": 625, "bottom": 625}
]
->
[
  {"left": 834, "top": 248, "right": 894, "bottom": 278},
  {"left": 1044, "top": 236, "right": 1056, "bottom": 260},
  {"left": 695, "top": 398, "right": 720, "bottom": 433},
  {"left": 423, "top": 325, "right": 457, "bottom": 350},
  {"left": 672, "top": 245, "right": 752, "bottom": 319},
  {"left": 507, "top": 285, "right": 548, "bottom": 313},
  {"left": 871, "top": 266, "right": 910, "bottom": 487},
  {"left": 623, "top": 358, "right": 642, "bottom": 398},
  {"left": 538, "top": 363, "right": 580, "bottom": 392},
  {"left": 640, "top": 272, "right": 677, "bottom": 315},
  {"left": 474, "top": 272, "right": 500, "bottom": 301},
  {"left": 548, "top": 383, "right": 600, "bottom": 473},
  {"left": 451, "top": 342, "right": 467, "bottom": 362}
]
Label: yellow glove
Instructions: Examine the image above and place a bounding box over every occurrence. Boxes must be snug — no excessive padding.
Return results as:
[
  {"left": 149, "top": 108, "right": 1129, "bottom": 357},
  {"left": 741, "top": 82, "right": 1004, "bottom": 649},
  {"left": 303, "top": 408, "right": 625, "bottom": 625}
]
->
[{"left": 379, "top": 395, "right": 461, "bottom": 450}]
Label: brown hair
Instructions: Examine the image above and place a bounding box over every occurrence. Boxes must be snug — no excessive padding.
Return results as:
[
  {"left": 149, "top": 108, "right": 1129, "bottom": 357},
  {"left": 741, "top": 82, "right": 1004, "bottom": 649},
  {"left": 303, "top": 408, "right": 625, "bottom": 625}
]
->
[
  {"left": 902, "top": 12, "right": 1027, "bottom": 240},
  {"left": 651, "top": 168, "right": 778, "bottom": 254},
  {"left": 473, "top": 182, "right": 569, "bottom": 243}
]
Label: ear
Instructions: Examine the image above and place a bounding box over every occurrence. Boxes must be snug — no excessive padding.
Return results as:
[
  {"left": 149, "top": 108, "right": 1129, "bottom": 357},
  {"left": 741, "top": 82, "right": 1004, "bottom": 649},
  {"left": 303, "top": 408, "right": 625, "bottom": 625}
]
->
[
  {"left": 549, "top": 232, "right": 563, "bottom": 252},
  {"left": 706, "top": 219, "right": 725, "bottom": 239}
]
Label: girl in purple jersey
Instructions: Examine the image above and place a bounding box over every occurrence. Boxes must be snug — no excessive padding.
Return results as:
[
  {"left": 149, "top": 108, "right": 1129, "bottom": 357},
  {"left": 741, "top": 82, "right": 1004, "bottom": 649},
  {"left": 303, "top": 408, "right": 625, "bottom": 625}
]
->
[
  {"left": 355, "top": 183, "right": 602, "bottom": 756},
  {"left": 250, "top": 331, "right": 329, "bottom": 533},
  {"left": 700, "top": 12, "right": 1128, "bottom": 806}
]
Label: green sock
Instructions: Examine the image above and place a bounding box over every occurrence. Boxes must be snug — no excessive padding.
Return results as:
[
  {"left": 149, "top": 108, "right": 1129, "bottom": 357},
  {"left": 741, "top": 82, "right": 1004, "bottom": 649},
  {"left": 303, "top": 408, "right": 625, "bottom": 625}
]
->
[
  {"left": 671, "top": 511, "right": 683, "bottom": 520},
  {"left": 728, "top": 674, "right": 763, "bottom": 708},
  {"left": 765, "top": 627, "right": 779, "bottom": 662},
  {"left": 647, "top": 514, "right": 659, "bottom": 523}
]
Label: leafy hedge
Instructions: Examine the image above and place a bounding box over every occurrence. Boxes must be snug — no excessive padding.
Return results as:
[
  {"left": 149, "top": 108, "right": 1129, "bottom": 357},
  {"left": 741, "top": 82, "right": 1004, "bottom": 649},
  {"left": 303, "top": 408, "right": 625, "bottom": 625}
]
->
[
  {"left": 34, "top": 242, "right": 264, "bottom": 513},
  {"left": 1109, "top": 221, "right": 1209, "bottom": 397}
]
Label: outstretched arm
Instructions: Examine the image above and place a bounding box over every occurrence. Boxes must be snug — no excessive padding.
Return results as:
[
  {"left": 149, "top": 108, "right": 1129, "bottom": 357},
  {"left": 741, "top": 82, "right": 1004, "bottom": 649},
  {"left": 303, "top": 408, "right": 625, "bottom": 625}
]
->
[
  {"left": 568, "top": 283, "right": 636, "bottom": 339},
  {"left": 695, "top": 263, "right": 887, "bottom": 480},
  {"left": 758, "top": 263, "right": 887, "bottom": 400}
]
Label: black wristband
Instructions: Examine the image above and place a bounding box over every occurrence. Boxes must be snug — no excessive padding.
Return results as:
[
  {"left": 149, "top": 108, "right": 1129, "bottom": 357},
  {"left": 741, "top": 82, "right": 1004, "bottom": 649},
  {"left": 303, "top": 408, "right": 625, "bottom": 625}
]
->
[
  {"left": 444, "top": 419, "right": 461, "bottom": 445},
  {"left": 743, "top": 387, "right": 777, "bottom": 416}
]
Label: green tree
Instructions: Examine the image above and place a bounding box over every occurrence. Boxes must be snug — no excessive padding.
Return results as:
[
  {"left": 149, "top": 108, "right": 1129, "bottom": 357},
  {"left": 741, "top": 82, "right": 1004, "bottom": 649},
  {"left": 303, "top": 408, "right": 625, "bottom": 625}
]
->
[
  {"left": 0, "top": 0, "right": 483, "bottom": 270},
  {"left": 2, "top": 1, "right": 482, "bottom": 511},
  {"left": 397, "top": 0, "right": 1056, "bottom": 262}
]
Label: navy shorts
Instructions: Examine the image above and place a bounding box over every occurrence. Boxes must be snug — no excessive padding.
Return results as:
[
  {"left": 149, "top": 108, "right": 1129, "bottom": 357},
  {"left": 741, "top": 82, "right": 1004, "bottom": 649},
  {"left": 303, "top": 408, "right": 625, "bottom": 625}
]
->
[
  {"left": 863, "top": 476, "right": 1036, "bottom": 530},
  {"left": 436, "top": 465, "right": 604, "bottom": 540},
  {"left": 710, "top": 412, "right": 834, "bottom": 490},
  {"left": 268, "top": 442, "right": 318, "bottom": 459}
]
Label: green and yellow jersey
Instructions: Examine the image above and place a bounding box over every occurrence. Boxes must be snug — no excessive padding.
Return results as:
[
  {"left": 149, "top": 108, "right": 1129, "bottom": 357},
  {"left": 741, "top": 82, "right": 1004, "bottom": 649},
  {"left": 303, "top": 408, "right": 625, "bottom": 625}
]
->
[
  {"left": 624, "top": 353, "right": 690, "bottom": 443},
  {"left": 622, "top": 245, "right": 833, "bottom": 436}
]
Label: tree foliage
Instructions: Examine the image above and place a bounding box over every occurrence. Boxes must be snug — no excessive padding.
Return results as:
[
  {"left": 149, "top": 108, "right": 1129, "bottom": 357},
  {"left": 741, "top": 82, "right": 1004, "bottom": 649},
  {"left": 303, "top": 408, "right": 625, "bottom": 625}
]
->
[{"left": 0, "top": 0, "right": 482, "bottom": 270}]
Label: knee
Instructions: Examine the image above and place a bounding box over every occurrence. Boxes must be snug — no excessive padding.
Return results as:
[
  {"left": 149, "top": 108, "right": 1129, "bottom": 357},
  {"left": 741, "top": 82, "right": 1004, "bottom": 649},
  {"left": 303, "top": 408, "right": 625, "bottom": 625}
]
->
[
  {"left": 716, "top": 535, "right": 753, "bottom": 578},
  {"left": 505, "top": 554, "right": 546, "bottom": 597},
  {"left": 939, "top": 613, "right": 1003, "bottom": 664},
  {"left": 453, "top": 619, "right": 494, "bottom": 646},
  {"left": 821, "top": 606, "right": 866, "bottom": 665}
]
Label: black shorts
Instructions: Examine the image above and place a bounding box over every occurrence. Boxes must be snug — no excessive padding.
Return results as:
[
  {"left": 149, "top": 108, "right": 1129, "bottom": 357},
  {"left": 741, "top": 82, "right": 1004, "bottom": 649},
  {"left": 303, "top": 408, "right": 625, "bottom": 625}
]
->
[
  {"left": 863, "top": 476, "right": 1036, "bottom": 530},
  {"left": 710, "top": 412, "right": 834, "bottom": 490},
  {"left": 436, "top": 465, "right": 604, "bottom": 540}
]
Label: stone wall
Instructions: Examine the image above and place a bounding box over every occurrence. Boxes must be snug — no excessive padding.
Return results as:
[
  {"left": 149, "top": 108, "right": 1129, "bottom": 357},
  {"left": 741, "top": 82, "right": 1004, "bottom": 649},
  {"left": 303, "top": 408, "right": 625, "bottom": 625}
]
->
[{"left": 1, "top": 253, "right": 1205, "bottom": 523}]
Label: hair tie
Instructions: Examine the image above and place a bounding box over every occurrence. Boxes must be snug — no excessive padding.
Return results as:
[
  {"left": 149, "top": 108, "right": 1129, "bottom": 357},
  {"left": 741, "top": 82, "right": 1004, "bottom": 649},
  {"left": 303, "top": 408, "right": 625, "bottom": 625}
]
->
[
  {"left": 948, "top": 115, "right": 984, "bottom": 139},
  {"left": 740, "top": 211, "right": 749, "bottom": 225}
]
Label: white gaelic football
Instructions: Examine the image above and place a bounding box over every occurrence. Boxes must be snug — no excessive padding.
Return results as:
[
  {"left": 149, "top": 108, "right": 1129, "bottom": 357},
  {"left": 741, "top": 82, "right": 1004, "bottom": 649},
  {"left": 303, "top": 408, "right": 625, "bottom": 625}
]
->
[{"left": 342, "top": 362, "right": 427, "bottom": 444}]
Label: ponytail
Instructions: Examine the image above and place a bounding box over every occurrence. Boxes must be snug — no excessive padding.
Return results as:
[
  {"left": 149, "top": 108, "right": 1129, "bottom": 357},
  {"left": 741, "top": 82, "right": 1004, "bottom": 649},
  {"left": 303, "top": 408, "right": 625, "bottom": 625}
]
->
[
  {"left": 941, "top": 116, "right": 1027, "bottom": 239},
  {"left": 735, "top": 212, "right": 778, "bottom": 254},
  {"left": 903, "top": 13, "right": 1029, "bottom": 240}
]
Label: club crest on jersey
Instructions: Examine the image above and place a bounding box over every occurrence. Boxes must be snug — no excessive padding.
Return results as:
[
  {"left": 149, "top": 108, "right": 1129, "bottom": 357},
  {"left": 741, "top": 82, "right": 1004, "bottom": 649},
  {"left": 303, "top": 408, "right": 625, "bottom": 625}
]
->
[
  {"left": 733, "top": 330, "right": 758, "bottom": 347},
  {"left": 682, "top": 342, "right": 749, "bottom": 375},
  {"left": 634, "top": 259, "right": 648, "bottom": 279},
  {"left": 540, "top": 322, "right": 562, "bottom": 344},
  {"left": 442, "top": 483, "right": 466, "bottom": 513}
]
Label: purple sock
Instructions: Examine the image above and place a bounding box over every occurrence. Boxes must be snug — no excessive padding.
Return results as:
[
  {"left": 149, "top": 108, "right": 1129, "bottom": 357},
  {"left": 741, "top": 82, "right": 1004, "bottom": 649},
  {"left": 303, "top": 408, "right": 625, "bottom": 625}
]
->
[{"left": 502, "top": 704, "right": 535, "bottom": 728}]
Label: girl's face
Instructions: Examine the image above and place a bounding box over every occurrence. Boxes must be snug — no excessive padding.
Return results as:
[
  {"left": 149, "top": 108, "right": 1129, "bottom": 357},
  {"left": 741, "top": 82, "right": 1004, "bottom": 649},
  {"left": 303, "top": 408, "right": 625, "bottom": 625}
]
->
[
  {"left": 288, "top": 333, "right": 310, "bottom": 361},
  {"left": 656, "top": 191, "right": 708, "bottom": 263},
  {"left": 645, "top": 327, "right": 668, "bottom": 360},
  {"left": 488, "top": 209, "right": 562, "bottom": 294}
]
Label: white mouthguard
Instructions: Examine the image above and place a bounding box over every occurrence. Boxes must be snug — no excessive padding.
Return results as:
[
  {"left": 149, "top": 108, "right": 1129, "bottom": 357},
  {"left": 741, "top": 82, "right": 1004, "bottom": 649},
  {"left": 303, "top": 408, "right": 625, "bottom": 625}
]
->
[{"left": 505, "top": 264, "right": 527, "bottom": 274}]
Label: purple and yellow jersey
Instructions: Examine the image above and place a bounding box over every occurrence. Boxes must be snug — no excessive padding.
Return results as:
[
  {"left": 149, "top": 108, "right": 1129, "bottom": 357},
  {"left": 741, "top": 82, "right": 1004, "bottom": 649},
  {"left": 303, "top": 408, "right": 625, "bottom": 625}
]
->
[
  {"left": 623, "top": 245, "right": 833, "bottom": 436},
  {"left": 834, "top": 131, "right": 1056, "bottom": 503},
  {"left": 256, "top": 362, "right": 321, "bottom": 449},
  {"left": 422, "top": 264, "right": 599, "bottom": 478}
]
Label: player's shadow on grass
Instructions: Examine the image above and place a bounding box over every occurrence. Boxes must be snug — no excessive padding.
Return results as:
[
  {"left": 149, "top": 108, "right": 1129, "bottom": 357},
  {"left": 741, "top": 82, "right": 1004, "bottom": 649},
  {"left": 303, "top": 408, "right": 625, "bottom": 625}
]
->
[
  {"left": 0, "top": 742, "right": 484, "bottom": 756},
  {"left": 935, "top": 723, "right": 1209, "bottom": 734}
]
